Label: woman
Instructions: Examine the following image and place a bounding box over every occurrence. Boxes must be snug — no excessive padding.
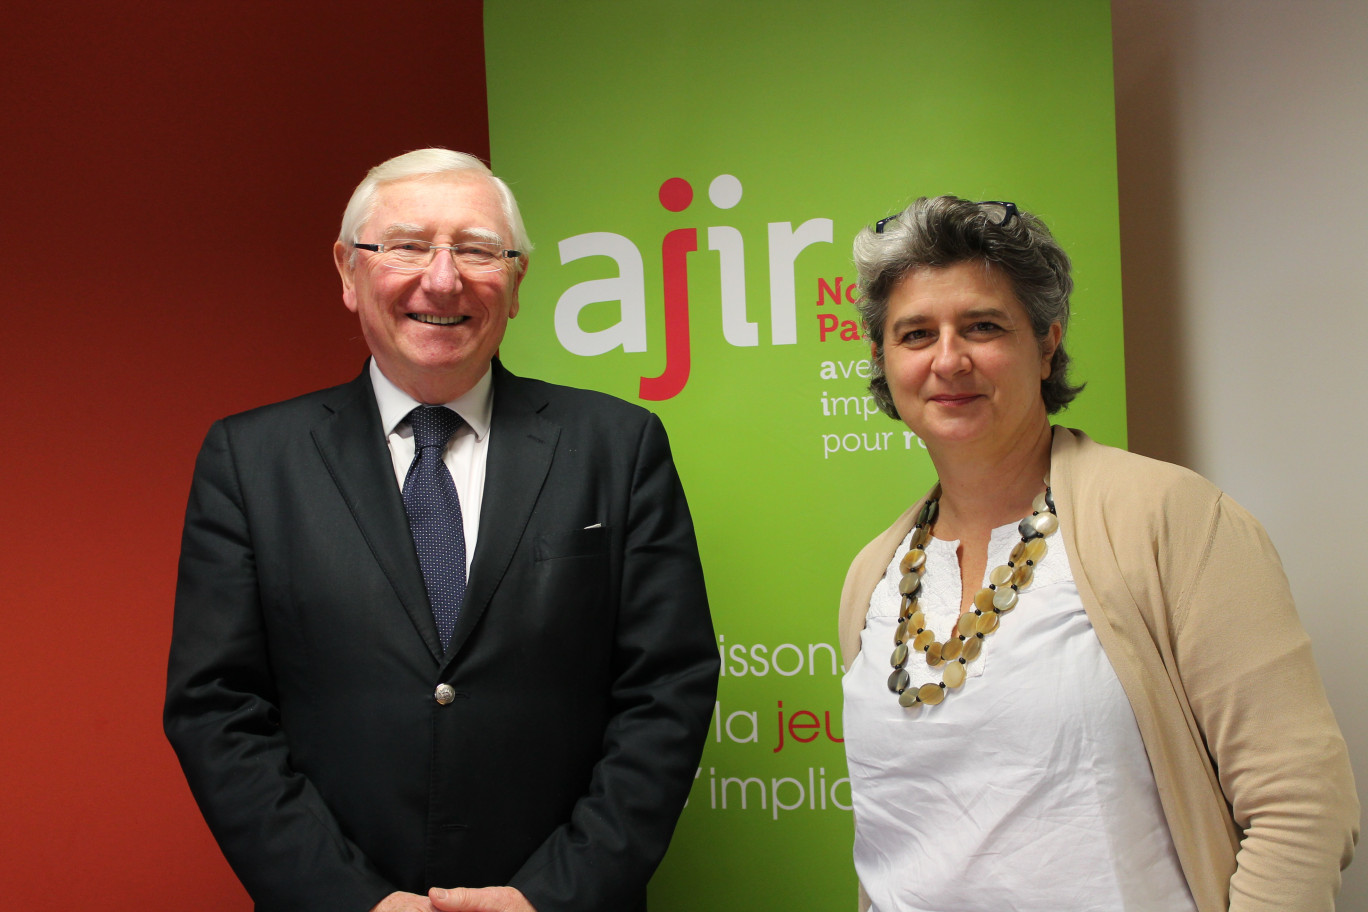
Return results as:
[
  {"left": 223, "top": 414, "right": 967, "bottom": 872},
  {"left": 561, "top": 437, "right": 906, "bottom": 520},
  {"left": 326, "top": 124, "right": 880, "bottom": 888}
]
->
[{"left": 839, "top": 196, "right": 1357, "bottom": 912}]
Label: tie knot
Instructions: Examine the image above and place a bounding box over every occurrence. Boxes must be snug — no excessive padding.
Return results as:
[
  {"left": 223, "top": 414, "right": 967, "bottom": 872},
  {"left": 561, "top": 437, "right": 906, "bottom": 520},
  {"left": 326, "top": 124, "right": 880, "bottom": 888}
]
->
[{"left": 408, "top": 406, "right": 463, "bottom": 450}]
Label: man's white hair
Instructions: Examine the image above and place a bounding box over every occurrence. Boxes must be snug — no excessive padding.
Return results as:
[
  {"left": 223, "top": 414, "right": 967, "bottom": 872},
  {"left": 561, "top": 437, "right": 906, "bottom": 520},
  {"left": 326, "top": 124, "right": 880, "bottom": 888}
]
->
[{"left": 338, "top": 148, "right": 532, "bottom": 269}]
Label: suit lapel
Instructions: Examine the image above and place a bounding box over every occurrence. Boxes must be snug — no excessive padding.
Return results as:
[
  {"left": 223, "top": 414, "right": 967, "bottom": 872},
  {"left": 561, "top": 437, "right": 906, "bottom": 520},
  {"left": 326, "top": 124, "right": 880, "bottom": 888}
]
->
[
  {"left": 311, "top": 369, "right": 444, "bottom": 661},
  {"left": 443, "top": 361, "right": 559, "bottom": 667}
]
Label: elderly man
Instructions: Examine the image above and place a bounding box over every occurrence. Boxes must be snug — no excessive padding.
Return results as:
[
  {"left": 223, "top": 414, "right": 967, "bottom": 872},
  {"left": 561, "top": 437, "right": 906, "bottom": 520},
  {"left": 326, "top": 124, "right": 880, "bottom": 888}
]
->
[{"left": 165, "top": 149, "right": 718, "bottom": 912}]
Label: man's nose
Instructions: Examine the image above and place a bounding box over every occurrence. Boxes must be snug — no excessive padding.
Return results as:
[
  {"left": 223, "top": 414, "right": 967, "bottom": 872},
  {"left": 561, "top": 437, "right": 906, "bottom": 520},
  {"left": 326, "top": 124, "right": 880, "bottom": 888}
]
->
[{"left": 421, "top": 247, "right": 464, "bottom": 294}]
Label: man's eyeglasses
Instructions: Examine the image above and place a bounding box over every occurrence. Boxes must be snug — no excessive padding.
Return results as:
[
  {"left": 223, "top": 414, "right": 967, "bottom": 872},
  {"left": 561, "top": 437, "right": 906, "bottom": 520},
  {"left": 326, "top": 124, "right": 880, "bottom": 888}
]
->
[
  {"left": 875, "top": 200, "right": 1019, "bottom": 234},
  {"left": 353, "top": 239, "right": 522, "bottom": 274}
]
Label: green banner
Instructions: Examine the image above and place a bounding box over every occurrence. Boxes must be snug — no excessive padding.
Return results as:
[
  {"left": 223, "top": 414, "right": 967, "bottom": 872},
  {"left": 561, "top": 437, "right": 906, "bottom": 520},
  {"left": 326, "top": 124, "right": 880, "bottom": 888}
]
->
[{"left": 486, "top": 2, "right": 1124, "bottom": 906}]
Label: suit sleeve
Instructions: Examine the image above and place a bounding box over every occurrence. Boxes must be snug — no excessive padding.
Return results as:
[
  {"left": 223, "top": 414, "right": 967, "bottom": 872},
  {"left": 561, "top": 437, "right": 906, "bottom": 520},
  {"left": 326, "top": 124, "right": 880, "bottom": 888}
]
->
[
  {"left": 508, "top": 413, "right": 719, "bottom": 912},
  {"left": 1171, "top": 494, "right": 1358, "bottom": 912},
  {"left": 163, "top": 420, "right": 397, "bottom": 912}
]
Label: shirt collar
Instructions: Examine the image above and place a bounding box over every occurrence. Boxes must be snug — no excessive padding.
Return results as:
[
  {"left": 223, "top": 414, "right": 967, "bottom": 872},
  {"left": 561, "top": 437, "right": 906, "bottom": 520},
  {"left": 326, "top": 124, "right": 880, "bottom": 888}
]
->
[{"left": 369, "top": 359, "right": 494, "bottom": 441}]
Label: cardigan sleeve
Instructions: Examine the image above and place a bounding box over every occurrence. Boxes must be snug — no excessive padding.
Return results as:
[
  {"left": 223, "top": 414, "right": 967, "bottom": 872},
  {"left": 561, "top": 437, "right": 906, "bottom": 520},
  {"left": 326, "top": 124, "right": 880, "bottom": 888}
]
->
[{"left": 1168, "top": 492, "right": 1358, "bottom": 912}]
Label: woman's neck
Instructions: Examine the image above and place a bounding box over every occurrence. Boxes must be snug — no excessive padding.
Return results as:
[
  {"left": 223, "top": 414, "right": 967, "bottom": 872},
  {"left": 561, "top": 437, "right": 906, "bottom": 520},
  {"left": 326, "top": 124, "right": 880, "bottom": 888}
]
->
[{"left": 928, "top": 422, "right": 1054, "bottom": 541}]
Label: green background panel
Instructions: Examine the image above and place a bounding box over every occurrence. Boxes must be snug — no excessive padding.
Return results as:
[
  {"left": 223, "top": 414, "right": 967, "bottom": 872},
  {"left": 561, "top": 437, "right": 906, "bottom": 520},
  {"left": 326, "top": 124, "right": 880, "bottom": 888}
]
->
[{"left": 486, "top": 2, "right": 1123, "bottom": 906}]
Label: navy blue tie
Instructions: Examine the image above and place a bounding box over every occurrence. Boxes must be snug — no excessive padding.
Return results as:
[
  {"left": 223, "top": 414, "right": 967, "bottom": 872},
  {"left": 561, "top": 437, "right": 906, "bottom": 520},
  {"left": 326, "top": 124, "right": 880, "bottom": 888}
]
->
[{"left": 402, "top": 406, "right": 467, "bottom": 652}]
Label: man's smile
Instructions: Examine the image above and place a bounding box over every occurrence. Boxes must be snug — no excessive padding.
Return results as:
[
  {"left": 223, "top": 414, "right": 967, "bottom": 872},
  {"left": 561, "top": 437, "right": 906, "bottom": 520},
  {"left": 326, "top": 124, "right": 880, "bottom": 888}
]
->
[{"left": 408, "top": 313, "right": 468, "bottom": 325}]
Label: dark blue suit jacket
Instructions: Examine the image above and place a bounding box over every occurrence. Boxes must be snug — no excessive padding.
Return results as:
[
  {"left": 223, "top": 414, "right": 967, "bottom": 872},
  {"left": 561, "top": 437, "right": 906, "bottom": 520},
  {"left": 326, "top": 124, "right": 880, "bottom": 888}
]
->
[{"left": 165, "top": 360, "right": 718, "bottom": 912}]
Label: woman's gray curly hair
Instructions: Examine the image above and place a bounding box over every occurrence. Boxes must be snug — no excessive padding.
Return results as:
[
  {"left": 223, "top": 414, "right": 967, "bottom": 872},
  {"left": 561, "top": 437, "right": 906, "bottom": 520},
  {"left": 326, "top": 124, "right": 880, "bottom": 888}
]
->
[{"left": 853, "top": 195, "right": 1082, "bottom": 418}]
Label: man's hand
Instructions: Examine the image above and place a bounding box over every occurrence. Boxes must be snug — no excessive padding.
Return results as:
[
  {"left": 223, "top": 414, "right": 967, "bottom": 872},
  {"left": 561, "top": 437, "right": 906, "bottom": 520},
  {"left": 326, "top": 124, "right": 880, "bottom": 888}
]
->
[
  {"left": 370, "top": 892, "right": 434, "bottom": 912},
  {"left": 429, "top": 886, "right": 536, "bottom": 912}
]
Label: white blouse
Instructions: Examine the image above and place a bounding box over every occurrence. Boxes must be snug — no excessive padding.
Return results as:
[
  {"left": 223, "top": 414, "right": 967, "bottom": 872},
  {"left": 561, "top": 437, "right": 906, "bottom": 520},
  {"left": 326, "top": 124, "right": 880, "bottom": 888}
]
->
[{"left": 842, "top": 521, "right": 1197, "bottom": 912}]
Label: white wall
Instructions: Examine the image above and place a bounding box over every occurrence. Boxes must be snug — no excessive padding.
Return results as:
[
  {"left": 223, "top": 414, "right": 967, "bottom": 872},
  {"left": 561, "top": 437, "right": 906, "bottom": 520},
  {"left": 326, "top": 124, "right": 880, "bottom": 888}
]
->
[{"left": 1113, "top": 0, "right": 1368, "bottom": 905}]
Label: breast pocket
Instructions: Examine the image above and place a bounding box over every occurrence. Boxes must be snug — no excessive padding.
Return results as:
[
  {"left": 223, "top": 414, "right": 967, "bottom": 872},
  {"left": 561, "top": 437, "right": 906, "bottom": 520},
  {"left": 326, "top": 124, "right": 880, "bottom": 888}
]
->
[
  {"left": 526, "top": 526, "right": 613, "bottom": 647},
  {"left": 533, "top": 525, "right": 609, "bottom": 562}
]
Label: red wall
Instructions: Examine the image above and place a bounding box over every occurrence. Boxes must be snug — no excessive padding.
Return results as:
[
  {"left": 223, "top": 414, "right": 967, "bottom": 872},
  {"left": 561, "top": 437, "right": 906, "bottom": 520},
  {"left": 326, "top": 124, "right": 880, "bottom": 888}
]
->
[{"left": 1, "top": 3, "right": 489, "bottom": 902}]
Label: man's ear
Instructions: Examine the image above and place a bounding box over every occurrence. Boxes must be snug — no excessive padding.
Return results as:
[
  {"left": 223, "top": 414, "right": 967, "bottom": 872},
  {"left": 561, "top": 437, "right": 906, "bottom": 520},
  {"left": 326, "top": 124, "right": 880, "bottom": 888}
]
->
[
  {"left": 333, "top": 241, "right": 358, "bottom": 313},
  {"left": 508, "top": 256, "right": 528, "bottom": 320}
]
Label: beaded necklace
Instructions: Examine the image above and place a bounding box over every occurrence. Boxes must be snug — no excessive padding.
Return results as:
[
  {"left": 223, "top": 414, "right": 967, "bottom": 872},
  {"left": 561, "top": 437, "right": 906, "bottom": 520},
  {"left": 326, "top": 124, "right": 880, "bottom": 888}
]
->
[{"left": 887, "top": 482, "right": 1058, "bottom": 708}]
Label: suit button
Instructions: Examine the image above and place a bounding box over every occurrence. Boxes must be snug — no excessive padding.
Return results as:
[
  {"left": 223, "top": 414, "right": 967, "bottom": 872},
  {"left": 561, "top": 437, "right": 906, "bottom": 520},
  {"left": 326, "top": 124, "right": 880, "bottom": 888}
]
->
[{"left": 434, "top": 684, "right": 455, "bottom": 705}]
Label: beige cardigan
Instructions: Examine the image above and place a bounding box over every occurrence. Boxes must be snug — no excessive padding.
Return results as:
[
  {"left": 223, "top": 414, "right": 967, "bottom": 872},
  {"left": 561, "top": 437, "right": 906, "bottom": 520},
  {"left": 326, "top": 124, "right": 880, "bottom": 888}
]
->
[{"left": 839, "top": 428, "right": 1358, "bottom": 912}]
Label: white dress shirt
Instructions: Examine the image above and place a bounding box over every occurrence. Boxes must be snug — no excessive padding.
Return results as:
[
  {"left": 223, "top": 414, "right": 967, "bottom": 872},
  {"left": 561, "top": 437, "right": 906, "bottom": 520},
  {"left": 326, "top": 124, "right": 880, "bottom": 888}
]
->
[{"left": 368, "top": 359, "right": 491, "bottom": 574}]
